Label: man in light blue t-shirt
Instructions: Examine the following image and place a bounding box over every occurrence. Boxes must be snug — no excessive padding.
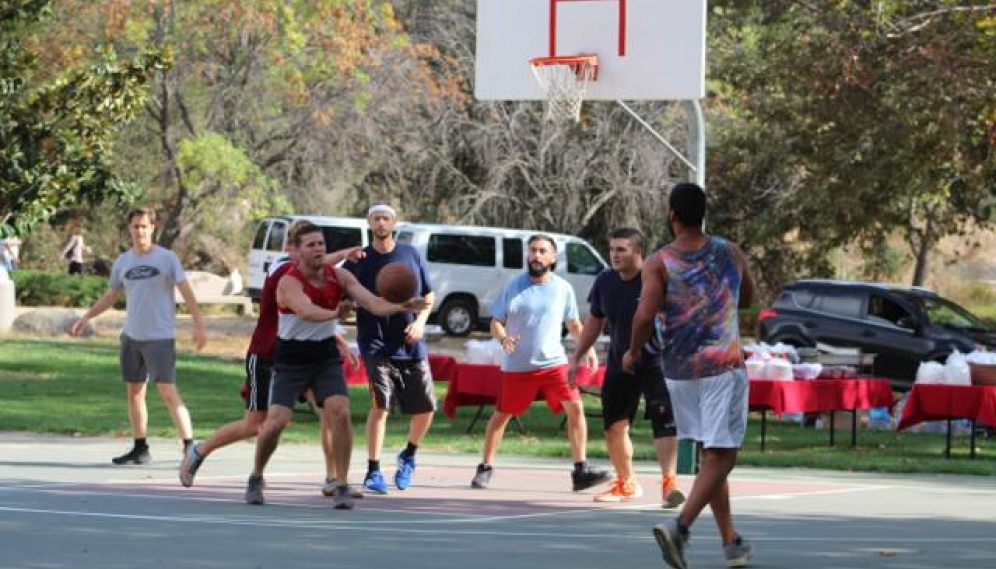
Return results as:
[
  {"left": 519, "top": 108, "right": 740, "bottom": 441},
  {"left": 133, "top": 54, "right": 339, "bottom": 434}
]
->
[
  {"left": 469, "top": 234, "right": 608, "bottom": 492},
  {"left": 73, "top": 207, "right": 207, "bottom": 465}
]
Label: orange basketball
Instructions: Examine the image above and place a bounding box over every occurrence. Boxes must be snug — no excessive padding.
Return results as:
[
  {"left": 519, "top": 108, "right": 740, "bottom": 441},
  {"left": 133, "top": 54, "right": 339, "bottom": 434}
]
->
[{"left": 375, "top": 262, "right": 418, "bottom": 303}]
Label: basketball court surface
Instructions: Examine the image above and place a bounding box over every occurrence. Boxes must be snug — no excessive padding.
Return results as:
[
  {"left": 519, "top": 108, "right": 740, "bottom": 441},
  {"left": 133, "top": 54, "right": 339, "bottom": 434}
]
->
[{"left": 2, "top": 432, "right": 995, "bottom": 568}]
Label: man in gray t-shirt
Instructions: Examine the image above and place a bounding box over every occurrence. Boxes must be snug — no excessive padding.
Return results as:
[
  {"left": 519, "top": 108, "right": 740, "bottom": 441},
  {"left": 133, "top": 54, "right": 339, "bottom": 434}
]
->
[{"left": 73, "top": 207, "right": 207, "bottom": 465}]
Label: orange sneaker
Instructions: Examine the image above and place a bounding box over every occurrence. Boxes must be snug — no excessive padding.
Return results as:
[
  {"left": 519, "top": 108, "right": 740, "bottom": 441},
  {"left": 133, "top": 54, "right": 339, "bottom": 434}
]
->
[
  {"left": 662, "top": 476, "right": 686, "bottom": 509},
  {"left": 594, "top": 477, "right": 644, "bottom": 502}
]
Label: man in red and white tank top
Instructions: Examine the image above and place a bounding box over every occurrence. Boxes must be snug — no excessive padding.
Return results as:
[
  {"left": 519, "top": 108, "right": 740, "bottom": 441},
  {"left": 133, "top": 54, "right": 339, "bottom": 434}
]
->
[
  {"left": 179, "top": 219, "right": 362, "bottom": 494},
  {"left": 244, "top": 222, "right": 424, "bottom": 510},
  {"left": 625, "top": 183, "right": 756, "bottom": 569}
]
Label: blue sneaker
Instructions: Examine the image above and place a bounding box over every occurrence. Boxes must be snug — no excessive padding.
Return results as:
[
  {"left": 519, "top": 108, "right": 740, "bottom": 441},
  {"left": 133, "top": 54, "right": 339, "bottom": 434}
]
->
[
  {"left": 363, "top": 470, "right": 388, "bottom": 495},
  {"left": 395, "top": 451, "right": 416, "bottom": 490}
]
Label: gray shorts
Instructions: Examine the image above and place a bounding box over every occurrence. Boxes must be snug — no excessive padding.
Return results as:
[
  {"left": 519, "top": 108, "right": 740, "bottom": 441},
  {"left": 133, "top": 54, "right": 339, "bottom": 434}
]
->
[
  {"left": 270, "top": 359, "right": 348, "bottom": 409},
  {"left": 119, "top": 334, "right": 176, "bottom": 383},
  {"left": 666, "top": 368, "right": 749, "bottom": 449},
  {"left": 363, "top": 356, "right": 436, "bottom": 414}
]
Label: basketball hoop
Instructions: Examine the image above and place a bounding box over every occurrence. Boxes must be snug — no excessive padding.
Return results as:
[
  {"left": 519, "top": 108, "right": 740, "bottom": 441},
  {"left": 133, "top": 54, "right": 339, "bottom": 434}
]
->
[{"left": 529, "top": 54, "right": 598, "bottom": 123}]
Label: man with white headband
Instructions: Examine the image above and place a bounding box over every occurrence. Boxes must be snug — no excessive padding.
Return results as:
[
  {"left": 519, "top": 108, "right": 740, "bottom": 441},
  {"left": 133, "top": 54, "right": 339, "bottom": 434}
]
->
[{"left": 343, "top": 204, "right": 437, "bottom": 494}]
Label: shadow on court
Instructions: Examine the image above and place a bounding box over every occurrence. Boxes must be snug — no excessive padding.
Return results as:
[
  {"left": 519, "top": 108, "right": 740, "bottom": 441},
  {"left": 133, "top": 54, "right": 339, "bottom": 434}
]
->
[{"left": 2, "top": 433, "right": 995, "bottom": 569}]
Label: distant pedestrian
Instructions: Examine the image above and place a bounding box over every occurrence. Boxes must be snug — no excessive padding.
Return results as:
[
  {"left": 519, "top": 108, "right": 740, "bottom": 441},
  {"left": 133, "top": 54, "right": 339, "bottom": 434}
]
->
[
  {"left": 1, "top": 234, "right": 22, "bottom": 272},
  {"left": 71, "top": 207, "right": 207, "bottom": 465},
  {"left": 61, "top": 226, "right": 91, "bottom": 275},
  {"left": 624, "top": 183, "right": 755, "bottom": 569}
]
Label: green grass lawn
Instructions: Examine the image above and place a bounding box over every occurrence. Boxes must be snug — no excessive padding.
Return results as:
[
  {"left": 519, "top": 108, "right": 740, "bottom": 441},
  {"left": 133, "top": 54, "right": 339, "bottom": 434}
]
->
[{"left": 1, "top": 338, "right": 994, "bottom": 476}]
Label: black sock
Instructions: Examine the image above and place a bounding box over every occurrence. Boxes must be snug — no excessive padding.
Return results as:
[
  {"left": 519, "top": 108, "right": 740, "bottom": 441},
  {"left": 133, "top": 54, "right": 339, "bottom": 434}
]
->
[
  {"left": 478, "top": 463, "right": 493, "bottom": 471},
  {"left": 183, "top": 439, "right": 194, "bottom": 451},
  {"left": 402, "top": 442, "right": 418, "bottom": 458},
  {"left": 676, "top": 519, "right": 690, "bottom": 537},
  {"left": 134, "top": 438, "right": 148, "bottom": 450},
  {"left": 573, "top": 461, "right": 587, "bottom": 474},
  {"left": 367, "top": 460, "right": 381, "bottom": 474}
]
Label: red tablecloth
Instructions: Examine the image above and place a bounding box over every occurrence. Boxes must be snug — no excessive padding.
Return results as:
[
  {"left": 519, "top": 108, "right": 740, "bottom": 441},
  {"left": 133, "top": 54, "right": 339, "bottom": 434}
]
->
[
  {"left": 343, "top": 353, "right": 458, "bottom": 385},
  {"left": 749, "top": 378, "right": 894, "bottom": 415},
  {"left": 442, "top": 363, "right": 605, "bottom": 418},
  {"left": 897, "top": 384, "right": 996, "bottom": 430}
]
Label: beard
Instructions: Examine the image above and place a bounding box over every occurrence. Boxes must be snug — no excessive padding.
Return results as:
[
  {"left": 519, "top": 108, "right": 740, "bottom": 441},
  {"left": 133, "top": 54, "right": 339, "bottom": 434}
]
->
[{"left": 527, "top": 261, "right": 553, "bottom": 277}]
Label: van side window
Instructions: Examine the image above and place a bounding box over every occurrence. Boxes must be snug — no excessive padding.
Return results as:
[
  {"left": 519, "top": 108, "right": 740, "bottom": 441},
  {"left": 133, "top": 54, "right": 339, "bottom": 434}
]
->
[
  {"left": 396, "top": 231, "right": 413, "bottom": 245},
  {"left": 252, "top": 221, "right": 269, "bottom": 249},
  {"left": 266, "top": 221, "right": 287, "bottom": 252},
  {"left": 773, "top": 290, "right": 814, "bottom": 308},
  {"left": 322, "top": 227, "right": 363, "bottom": 253},
  {"left": 502, "top": 238, "right": 523, "bottom": 269},
  {"left": 428, "top": 234, "right": 495, "bottom": 267},
  {"left": 566, "top": 242, "right": 602, "bottom": 275}
]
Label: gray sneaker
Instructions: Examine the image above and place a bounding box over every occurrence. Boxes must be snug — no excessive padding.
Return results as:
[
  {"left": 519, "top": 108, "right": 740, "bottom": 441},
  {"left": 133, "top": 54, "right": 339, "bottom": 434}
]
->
[
  {"left": 245, "top": 475, "right": 265, "bottom": 505},
  {"left": 322, "top": 478, "right": 363, "bottom": 499},
  {"left": 332, "top": 484, "right": 354, "bottom": 510},
  {"left": 652, "top": 519, "right": 689, "bottom": 569},
  {"left": 179, "top": 444, "right": 204, "bottom": 488},
  {"left": 723, "top": 536, "right": 753, "bottom": 568},
  {"left": 471, "top": 464, "right": 493, "bottom": 489}
]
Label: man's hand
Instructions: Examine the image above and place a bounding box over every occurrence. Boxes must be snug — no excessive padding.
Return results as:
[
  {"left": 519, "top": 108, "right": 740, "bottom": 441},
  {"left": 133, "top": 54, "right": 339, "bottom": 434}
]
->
[
  {"left": 567, "top": 354, "right": 580, "bottom": 388},
  {"left": 622, "top": 349, "right": 639, "bottom": 374},
  {"left": 404, "top": 320, "right": 425, "bottom": 344},
  {"left": 400, "top": 297, "right": 426, "bottom": 313},
  {"left": 499, "top": 334, "right": 519, "bottom": 354},
  {"left": 70, "top": 316, "right": 89, "bottom": 337},
  {"left": 193, "top": 323, "right": 208, "bottom": 351},
  {"left": 336, "top": 299, "right": 355, "bottom": 320},
  {"left": 343, "top": 246, "right": 365, "bottom": 263}
]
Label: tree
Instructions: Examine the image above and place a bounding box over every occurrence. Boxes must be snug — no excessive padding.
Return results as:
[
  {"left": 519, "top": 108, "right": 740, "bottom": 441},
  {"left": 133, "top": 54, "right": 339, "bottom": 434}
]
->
[
  {"left": 0, "top": 0, "right": 166, "bottom": 238},
  {"left": 707, "top": 1, "right": 996, "bottom": 287}
]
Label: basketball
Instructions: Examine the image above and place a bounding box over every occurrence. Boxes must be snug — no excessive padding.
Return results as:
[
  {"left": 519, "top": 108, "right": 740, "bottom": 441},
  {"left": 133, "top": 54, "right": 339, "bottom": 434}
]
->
[{"left": 375, "top": 262, "right": 418, "bottom": 303}]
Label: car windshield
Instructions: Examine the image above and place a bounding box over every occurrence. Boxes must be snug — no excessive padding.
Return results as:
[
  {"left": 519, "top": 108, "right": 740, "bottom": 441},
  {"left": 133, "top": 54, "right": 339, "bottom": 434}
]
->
[{"left": 904, "top": 294, "right": 985, "bottom": 330}]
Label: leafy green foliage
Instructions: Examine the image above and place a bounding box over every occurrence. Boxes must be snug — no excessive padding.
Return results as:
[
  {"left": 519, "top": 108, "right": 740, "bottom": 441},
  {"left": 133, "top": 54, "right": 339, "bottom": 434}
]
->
[
  {"left": 0, "top": 0, "right": 168, "bottom": 238},
  {"left": 10, "top": 269, "right": 123, "bottom": 308}
]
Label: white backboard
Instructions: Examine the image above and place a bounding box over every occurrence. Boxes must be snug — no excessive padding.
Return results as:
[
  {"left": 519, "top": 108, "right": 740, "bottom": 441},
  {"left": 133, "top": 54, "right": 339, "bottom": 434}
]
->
[{"left": 475, "top": 0, "right": 706, "bottom": 101}]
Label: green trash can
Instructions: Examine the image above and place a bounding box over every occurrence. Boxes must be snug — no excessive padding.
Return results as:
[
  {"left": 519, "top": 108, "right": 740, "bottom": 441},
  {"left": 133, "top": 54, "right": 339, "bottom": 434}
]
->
[{"left": 676, "top": 439, "right": 698, "bottom": 474}]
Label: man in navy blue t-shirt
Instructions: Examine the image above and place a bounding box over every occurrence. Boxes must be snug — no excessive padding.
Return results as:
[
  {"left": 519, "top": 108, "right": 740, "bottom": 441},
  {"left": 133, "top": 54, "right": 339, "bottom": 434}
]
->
[
  {"left": 570, "top": 227, "right": 684, "bottom": 507},
  {"left": 343, "top": 204, "right": 436, "bottom": 494}
]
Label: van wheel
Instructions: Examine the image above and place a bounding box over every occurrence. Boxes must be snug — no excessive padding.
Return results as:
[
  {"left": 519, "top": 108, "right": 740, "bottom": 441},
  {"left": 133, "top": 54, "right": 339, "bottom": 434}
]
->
[{"left": 439, "top": 299, "right": 475, "bottom": 337}]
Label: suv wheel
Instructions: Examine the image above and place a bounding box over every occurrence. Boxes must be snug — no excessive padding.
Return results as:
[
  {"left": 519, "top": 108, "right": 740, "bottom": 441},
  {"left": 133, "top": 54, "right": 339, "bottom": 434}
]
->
[{"left": 439, "top": 298, "right": 475, "bottom": 337}]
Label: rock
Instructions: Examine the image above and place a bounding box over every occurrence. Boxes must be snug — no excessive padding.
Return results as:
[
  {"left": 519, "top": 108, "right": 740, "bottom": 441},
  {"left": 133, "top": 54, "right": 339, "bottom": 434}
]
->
[{"left": 12, "top": 308, "right": 93, "bottom": 337}]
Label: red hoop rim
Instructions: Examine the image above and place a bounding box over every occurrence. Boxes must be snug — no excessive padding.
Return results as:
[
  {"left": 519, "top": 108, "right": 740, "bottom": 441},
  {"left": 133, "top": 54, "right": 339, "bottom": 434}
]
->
[{"left": 528, "top": 54, "right": 599, "bottom": 81}]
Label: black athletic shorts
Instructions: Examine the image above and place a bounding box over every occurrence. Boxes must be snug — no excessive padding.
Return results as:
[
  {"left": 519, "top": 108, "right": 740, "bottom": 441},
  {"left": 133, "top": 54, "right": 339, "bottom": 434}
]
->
[
  {"left": 601, "top": 367, "right": 677, "bottom": 439},
  {"left": 362, "top": 356, "right": 437, "bottom": 414},
  {"left": 244, "top": 352, "right": 273, "bottom": 411}
]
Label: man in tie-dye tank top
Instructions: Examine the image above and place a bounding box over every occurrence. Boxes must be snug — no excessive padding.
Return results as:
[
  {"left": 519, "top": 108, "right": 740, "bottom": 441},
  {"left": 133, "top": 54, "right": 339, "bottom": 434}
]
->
[{"left": 623, "top": 183, "right": 756, "bottom": 569}]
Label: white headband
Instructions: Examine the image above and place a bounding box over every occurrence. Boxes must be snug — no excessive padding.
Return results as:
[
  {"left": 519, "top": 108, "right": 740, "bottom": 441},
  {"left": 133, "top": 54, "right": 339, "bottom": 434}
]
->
[{"left": 367, "top": 204, "right": 397, "bottom": 219}]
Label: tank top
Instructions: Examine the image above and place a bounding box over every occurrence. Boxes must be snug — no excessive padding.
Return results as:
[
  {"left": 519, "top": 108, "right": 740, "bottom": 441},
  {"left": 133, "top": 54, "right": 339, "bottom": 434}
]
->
[
  {"left": 658, "top": 236, "right": 744, "bottom": 380},
  {"left": 275, "top": 263, "right": 344, "bottom": 365}
]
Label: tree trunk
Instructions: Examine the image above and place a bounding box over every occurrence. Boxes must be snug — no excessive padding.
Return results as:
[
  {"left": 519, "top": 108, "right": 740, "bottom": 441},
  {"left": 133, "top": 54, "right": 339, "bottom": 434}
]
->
[{"left": 909, "top": 204, "right": 936, "bottom": 287}]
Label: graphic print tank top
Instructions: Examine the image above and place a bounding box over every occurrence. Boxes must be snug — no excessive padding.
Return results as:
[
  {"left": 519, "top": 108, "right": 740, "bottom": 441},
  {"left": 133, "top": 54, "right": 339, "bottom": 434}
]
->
[{"left": 658, "top": 237, "right": 743, "bottom": 380}]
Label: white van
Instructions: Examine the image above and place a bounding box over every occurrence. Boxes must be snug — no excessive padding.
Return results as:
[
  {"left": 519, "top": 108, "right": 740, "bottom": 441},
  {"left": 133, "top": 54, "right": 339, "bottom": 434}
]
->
[
  {"left": 247, "top": 215, "right": 370, "bottom": 300},
  {"left": 395, "top": 222, "right": 607, "bottom": 336}
]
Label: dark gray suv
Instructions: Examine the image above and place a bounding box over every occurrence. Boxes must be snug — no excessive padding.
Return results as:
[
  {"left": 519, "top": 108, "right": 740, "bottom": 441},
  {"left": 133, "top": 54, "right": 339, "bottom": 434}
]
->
[{"left": 758, "top": 280, "right": 996, "bottom": 390}]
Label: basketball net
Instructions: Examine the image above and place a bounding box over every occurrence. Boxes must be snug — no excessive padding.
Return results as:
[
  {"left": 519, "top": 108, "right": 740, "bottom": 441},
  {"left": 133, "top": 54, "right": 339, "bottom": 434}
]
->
[{"left": 529, "top": 54, "right": 598, "bottom": 123}]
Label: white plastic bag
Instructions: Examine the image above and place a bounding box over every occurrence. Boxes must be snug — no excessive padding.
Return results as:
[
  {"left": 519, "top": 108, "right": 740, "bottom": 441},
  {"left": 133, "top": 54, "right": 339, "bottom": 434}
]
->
[
  {"left": 943, "top": 351, "right": 971, "bottom": 385},
  {"left": 915, "top": 361, "right": 945, "bottom": 384}
]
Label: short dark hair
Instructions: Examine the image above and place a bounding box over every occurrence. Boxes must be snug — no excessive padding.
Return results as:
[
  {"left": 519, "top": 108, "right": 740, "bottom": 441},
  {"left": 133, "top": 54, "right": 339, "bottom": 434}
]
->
[
  {"left": 528, "top": 234, "right": 557, "bottom": 251},
  {"left": 609, "top": 227, "right": 645, "bottom": 254},
  {"left": 289, "top": 221, "right": 321, "bottom": 246},
  {"left": 669, "top": 182, "right": 706, "bottom": 229},
  {"left": 127, "top": 207, "right": 157, "bottom": 224}
]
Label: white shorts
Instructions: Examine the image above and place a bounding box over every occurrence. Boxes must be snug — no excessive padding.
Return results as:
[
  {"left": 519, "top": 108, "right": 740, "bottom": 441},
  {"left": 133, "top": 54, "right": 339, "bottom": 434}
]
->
[{"left": 666, "top": 368, "right": 748, "bottom": 449}]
